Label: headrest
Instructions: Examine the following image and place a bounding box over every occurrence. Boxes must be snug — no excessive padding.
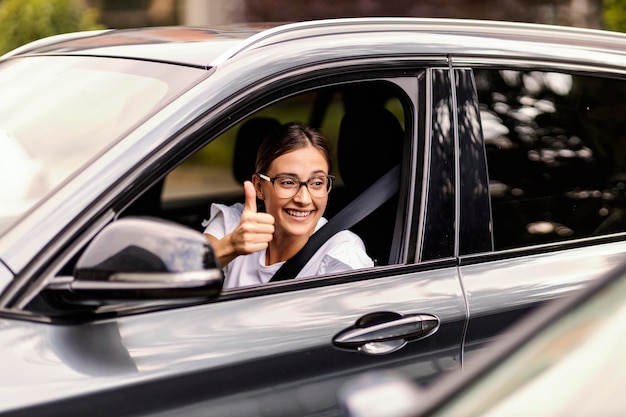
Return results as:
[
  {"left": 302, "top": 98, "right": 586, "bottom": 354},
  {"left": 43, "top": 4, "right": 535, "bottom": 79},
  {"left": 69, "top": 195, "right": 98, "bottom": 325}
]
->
[
  {"left": 338, "top": 108, "right": 404, "bottom": 193},
  {"left": 233, "top": 117, "right": 280, "bottom": 184}
]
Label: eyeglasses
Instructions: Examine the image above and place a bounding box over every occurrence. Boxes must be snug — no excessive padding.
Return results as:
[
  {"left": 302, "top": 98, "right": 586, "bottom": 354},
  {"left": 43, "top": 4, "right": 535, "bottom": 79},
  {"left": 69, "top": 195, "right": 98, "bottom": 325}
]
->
[{"left": 257, "top": 173, "right": 335, "bottom": 198}]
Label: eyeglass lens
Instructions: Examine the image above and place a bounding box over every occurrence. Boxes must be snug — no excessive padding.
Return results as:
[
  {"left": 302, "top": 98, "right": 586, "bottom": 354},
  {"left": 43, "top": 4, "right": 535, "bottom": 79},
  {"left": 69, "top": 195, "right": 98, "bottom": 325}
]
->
[{"left": 274, "top": 175, "right": 332, "bottom": 198}]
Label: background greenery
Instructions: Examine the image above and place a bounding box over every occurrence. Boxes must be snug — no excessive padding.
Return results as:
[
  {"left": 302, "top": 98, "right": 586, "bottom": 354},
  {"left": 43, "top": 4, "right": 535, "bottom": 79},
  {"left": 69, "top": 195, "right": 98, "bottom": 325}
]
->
[
  {"left": 0, "top": 0, "right": 103, "bottom": 55},
  {"left": 604, "top": 0, "right": 626, "bottom": 31}
]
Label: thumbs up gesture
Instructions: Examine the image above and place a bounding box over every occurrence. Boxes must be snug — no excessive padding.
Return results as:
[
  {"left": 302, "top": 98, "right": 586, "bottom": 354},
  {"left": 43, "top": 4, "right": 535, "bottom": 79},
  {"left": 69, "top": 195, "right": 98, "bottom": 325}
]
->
[
  {"left": 230, "top": 180, "right": 275, "bottom": 255},
  {"left": 204, "top": 181, "right": 274, "bottom": 267}
]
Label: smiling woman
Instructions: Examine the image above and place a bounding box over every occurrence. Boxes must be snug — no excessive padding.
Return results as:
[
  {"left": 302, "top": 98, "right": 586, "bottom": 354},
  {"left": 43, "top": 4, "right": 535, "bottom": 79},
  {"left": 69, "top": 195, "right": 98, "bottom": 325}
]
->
[{"left": 203, "top": 122, "right": 373, "bottom": 288}]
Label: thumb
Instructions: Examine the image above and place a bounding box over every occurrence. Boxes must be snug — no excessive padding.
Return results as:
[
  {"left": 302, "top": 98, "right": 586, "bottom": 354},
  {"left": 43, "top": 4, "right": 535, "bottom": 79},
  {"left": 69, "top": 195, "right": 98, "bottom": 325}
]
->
[{"left": 243, "top": 180, "right": 258, "bottom": 213}]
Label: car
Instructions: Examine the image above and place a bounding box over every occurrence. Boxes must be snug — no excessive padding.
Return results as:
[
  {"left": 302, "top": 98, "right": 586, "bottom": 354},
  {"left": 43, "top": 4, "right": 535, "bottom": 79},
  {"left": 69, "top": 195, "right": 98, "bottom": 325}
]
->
[
  {"left": 339, "top": 255, "right": 626, "bottom": 417},
  {"left": 2, "top": 17, "right": 626, "bottom": 416}
]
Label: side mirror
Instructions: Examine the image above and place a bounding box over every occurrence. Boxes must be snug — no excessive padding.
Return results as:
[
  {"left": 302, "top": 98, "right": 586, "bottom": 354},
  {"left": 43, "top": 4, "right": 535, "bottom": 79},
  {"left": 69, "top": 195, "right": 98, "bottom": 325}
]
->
[{"left": 54, "top": 217, "right": 223, "bottom": 305}]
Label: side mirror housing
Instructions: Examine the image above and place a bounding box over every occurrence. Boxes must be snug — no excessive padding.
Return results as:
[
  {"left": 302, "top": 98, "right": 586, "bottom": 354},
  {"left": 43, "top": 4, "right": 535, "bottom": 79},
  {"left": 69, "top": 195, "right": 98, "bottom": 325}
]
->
[{"left": 55, "top": 217, "right": 223, "bottom": 304}]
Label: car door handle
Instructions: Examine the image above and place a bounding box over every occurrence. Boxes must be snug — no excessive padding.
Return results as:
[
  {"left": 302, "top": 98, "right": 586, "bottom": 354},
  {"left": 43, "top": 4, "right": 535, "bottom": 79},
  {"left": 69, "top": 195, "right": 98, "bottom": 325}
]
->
[{"left": 332, "top": 311, "right": 440, "bottom": 355}]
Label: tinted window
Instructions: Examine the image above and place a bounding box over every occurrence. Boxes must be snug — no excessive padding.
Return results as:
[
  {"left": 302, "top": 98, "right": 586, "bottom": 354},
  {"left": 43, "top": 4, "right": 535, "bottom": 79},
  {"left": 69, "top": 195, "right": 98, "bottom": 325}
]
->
[{"left": 476, "top": 69, "right": 626, "bottom": 250}]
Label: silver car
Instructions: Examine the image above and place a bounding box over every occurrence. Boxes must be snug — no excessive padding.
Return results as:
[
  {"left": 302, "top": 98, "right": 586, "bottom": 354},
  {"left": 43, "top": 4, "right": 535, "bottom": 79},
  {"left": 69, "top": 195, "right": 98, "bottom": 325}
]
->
[{"left": 2, "top": 18, "right": 626, "bottom": 416}]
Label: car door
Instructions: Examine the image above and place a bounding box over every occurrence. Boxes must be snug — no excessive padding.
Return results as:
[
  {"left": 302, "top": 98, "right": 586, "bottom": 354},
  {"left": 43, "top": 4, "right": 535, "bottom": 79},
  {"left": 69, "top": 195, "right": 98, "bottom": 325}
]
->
[
  {"left": 1, "top": 67, "right": 466, "bottom": 417},
  {"left": 456, "top": 63, "right": 626, "bottom": 360}
]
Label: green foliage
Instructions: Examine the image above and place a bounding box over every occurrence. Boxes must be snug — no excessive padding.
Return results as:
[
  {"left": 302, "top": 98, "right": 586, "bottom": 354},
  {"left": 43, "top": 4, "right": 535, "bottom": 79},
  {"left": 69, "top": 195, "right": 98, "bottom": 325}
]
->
[
  {"left": 0, "top": 0, "right": 104, "bottom": 54},
  {"left": 604, "top": 0, "right": 626, "bottom": 32}
]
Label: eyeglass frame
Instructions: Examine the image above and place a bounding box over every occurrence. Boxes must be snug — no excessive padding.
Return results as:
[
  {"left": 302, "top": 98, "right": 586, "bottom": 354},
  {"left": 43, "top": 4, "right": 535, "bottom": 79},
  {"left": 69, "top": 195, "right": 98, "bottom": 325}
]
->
[{"left": 256, "top": 172, "right": 335, "bottom": 198}]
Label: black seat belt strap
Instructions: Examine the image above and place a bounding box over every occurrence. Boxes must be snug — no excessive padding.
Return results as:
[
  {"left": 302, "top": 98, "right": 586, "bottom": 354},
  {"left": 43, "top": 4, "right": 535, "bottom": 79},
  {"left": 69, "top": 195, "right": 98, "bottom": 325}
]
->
[{"left": 270, "top": 164, "right": 401, "bottom": 282}]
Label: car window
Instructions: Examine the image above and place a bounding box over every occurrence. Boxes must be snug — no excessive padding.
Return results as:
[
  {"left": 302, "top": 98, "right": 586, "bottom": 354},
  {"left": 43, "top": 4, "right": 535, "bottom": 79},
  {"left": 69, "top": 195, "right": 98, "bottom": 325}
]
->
[
  {"left": 34, "top": 78, "right": 414, "bottom": 316},
  {"left": 0, "top": 56, "right": 207, "bottom": 235},
  {"left": 162, "top": 92, "right": 320, "bottom": 203},
  {"left": 159, "top": 79, "right": 411, "bottom": 276},
  {"left": 162, "top": 89, "right": 406, "bottom": 204},
  {"left": 476, "top": 69, "right": 626, "bottom": 250}
]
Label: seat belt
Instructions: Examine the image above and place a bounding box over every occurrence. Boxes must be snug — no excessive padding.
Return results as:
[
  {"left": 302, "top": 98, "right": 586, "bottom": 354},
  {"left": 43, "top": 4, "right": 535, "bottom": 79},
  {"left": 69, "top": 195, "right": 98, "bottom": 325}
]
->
[{"left": 270, "top": 163, "right": 401, "bottom": 282}]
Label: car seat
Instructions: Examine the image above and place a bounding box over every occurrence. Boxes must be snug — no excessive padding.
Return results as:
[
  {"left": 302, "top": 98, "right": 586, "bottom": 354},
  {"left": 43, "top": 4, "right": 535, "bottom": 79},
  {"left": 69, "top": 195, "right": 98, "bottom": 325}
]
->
[
  {"left": 232, "top": 117, "right": 280, "bottom": 184},
  {"left": 337, "top": 106, "right": 404, "bottom": 265}
]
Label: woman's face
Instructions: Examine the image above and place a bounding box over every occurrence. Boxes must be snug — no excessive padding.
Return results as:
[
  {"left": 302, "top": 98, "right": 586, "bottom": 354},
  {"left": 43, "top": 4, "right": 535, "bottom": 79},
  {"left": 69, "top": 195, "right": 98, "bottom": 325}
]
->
[{"left": 256, "top": 145, "right": 329, "bottom": 241}]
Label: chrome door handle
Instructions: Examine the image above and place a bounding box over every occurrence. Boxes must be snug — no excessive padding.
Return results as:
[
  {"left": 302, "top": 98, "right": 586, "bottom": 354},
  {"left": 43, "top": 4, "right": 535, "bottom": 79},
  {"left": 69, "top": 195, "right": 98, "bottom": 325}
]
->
[{"left": 332, "top": 311, "right": 440, "bottom": 355}]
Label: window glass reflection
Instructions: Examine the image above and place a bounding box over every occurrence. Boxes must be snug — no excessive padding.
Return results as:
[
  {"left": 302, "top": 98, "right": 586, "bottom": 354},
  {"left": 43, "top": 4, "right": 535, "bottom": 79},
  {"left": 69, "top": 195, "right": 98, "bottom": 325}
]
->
[
  {"left": 476, "top": 69, "right": 626, "bottom": 249},
  {"left": 421, "top": 69, "right": 455, "bottom": 260}
]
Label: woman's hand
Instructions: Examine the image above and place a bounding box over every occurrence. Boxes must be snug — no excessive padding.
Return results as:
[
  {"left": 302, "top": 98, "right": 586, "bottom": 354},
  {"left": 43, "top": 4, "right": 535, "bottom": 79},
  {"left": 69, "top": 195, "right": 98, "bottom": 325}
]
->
[
  {"left": 206, "top": 181, "right": 274, "bottom": 266},
  {"left": 231, "top": 181, "right": 275, "bottom": 254}
]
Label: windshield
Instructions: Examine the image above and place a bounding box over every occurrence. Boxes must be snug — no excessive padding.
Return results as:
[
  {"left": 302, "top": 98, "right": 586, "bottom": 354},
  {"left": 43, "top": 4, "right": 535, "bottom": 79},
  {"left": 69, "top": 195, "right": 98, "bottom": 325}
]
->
[{"left": 0, "top": 56, "right": 207, "bottom": 234}]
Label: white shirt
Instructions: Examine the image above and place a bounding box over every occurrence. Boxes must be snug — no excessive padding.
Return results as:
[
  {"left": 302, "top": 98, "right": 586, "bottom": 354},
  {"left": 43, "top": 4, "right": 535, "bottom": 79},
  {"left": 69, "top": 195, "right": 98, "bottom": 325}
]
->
[{"left": 203, "top": 203, "right": 374, "bottom": 289}]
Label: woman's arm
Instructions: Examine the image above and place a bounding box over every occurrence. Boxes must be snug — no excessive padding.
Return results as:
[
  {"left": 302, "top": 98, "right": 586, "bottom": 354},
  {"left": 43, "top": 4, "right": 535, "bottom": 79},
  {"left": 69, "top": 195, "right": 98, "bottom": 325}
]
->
[{"left": 318, "top": 232, "right": 374, "bottom": 275}]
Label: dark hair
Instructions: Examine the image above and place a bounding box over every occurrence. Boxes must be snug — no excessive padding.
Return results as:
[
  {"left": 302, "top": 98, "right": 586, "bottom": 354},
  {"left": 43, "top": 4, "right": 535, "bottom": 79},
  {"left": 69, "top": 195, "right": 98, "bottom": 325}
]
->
[{"left": 255, "top": 122, "right": 332, "bottom": 174}]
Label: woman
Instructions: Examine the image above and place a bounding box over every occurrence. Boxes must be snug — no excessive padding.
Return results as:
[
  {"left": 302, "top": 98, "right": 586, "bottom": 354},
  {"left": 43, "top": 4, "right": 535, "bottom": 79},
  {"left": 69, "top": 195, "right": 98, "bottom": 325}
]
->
[{"left": 203, "top": 122, "right": 373, "bottom": 288}]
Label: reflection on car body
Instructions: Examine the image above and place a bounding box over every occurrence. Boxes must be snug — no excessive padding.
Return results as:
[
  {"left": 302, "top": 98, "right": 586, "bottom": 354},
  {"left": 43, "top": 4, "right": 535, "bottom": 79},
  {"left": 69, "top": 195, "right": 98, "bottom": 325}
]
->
[
  {"left": 340, "top": 257, "right": 626, "bottom": 417},
  {"left": 1, "top": 18, "right": 626, "bottom": 416}
]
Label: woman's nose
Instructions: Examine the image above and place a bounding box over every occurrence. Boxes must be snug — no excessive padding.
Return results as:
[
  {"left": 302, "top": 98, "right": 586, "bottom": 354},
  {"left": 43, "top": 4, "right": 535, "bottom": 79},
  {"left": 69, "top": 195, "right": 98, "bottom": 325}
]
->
[{"left": 293, "top": 184, "right": 312, "bottom": 204}]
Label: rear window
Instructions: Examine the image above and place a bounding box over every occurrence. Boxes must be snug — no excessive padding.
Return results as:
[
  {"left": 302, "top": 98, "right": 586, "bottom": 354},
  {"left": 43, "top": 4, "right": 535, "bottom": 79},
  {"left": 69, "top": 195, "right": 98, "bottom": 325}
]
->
[{"left": 476, "top": 69, "right": 626, "bottom": 249}]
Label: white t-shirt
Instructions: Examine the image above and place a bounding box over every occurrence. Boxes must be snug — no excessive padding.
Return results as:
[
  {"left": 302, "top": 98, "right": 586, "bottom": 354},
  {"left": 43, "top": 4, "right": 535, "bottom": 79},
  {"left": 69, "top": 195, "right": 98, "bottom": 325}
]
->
[{"left": 203, "top": 203, "right": 374, "bottom": 289}]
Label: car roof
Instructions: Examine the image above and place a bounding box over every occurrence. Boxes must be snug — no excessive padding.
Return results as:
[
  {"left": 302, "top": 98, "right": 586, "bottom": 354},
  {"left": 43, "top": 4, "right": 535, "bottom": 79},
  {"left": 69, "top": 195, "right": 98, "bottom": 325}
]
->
[
  {"left": 223, "top": 17, "right": 626, "bottom": 59},
  {"left": 5, "top": 18, "right": 626, "bottom": 69},
  {"left": 0, "top": 25, "right": 261, "bottom": 68}
]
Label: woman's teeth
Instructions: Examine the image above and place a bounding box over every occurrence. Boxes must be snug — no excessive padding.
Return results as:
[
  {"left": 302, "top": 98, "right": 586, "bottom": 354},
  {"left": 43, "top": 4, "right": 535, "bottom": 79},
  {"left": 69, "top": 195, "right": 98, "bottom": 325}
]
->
[{"left": 286, "top": 209, "right": 311, "bottom": 217}]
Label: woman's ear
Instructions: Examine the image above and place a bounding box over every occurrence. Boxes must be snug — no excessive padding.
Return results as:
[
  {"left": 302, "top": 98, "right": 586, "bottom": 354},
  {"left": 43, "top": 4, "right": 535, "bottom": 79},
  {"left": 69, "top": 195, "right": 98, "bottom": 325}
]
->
[{"left": 252, "top": 174, "right": 264, "bottom": 200}]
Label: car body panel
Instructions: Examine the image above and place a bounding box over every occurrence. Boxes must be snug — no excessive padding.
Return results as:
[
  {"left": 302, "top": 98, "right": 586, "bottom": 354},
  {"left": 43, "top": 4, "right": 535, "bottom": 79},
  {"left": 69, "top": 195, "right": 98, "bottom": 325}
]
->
[
  {"left": 2, "top": 266, "right": 464, "bottom": 415},
  {"left": 461, "top": 240, "right": 626, "bottom": 316},
  {"left": 340, "top": 257, "right": 626, "bottom": 417},
  {"left": 460, "top": 240, "right": 626, "bottom": 346},
  {"left": 221, "top": 18, "right": 626, "bottom": 65}
]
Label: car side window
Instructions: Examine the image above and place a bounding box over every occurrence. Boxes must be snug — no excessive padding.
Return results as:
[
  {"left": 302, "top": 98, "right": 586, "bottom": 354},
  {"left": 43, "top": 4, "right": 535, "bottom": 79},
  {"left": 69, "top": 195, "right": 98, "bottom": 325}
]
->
[
  {"left": 158, "top": 80, "right": 410, "bottom": 277},
  {"left": 476, "top": 69, "right": 626, "bottom": 250},
  {"left": 161, "top": 92, "right": 319, "bottom": 209}
]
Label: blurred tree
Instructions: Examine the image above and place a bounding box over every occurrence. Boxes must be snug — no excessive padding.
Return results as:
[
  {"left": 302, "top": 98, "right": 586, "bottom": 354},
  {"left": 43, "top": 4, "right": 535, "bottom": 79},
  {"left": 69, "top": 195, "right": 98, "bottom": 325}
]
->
[
  {"left": 604, "top": 0, "right": 626, "bottom": 31},
  {"left": 0, "top": 0, "right": 104, "bottom": 54},
  {"left": 244, "top": 0, "right": 602, "bottom": 29}
]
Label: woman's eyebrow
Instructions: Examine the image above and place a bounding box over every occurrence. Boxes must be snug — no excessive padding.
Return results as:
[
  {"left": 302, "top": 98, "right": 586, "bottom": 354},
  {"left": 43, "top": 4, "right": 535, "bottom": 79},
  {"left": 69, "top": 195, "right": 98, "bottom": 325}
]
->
[{"left": 274, "top": 169, "right": 328, "bottom": 177}]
